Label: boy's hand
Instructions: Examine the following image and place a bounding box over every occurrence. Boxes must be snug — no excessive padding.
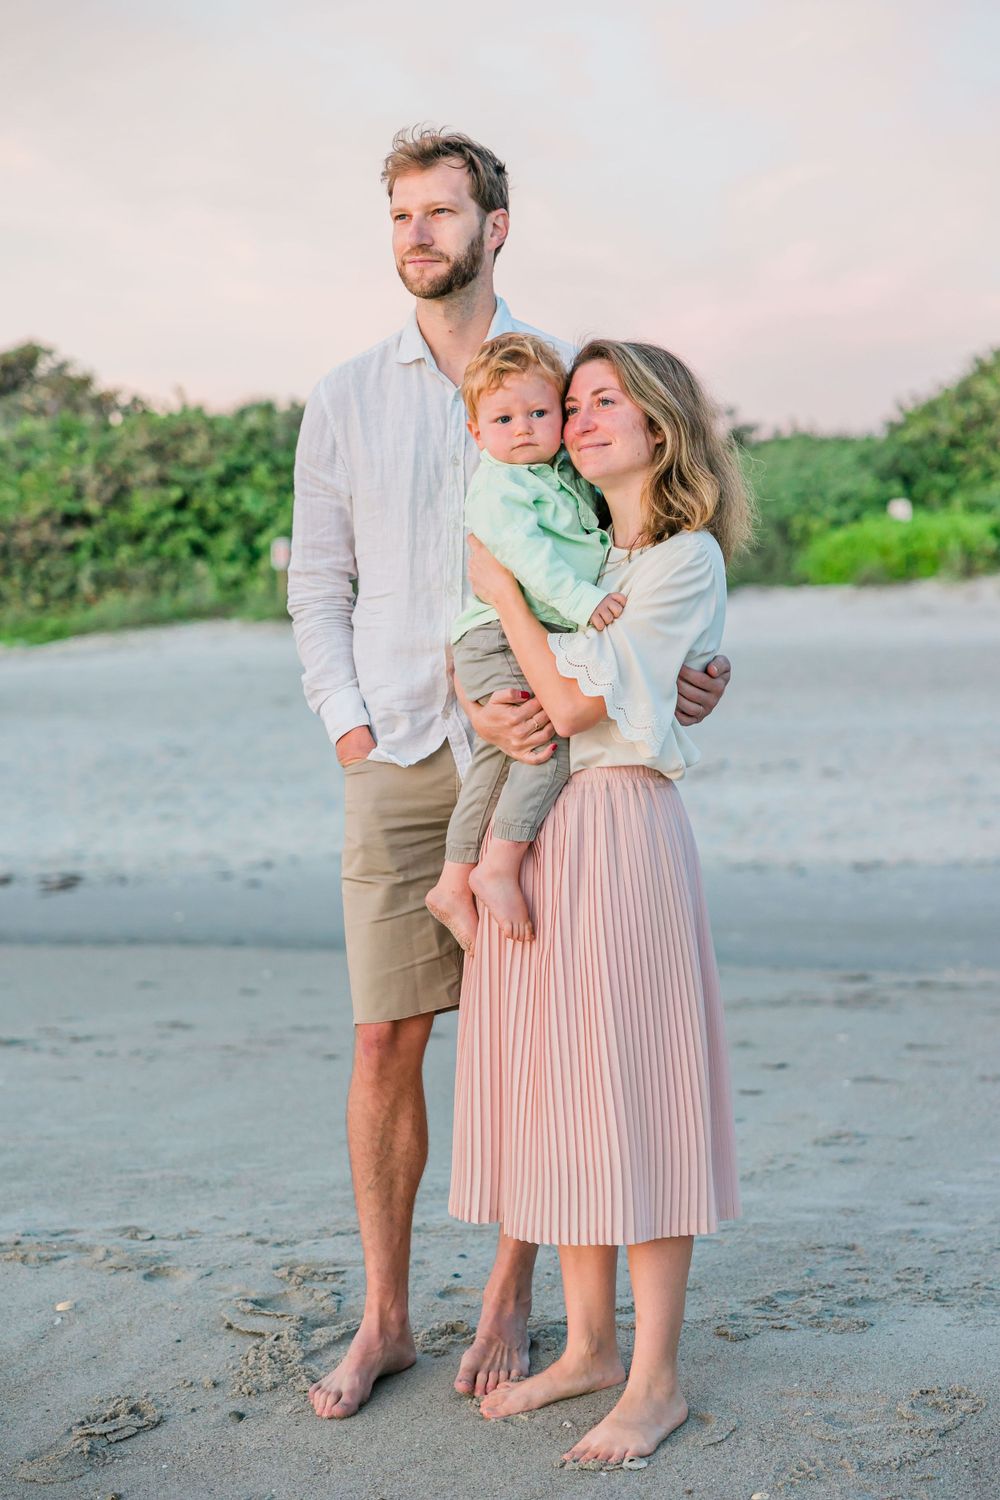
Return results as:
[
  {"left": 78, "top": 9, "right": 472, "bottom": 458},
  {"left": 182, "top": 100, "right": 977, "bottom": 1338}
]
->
[{"left": 589, "top": 592, "right": 627, "bottom": 631}]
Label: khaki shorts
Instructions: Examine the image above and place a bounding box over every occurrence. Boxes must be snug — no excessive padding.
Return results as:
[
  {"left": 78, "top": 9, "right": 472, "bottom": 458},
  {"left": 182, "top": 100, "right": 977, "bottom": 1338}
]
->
[{"left": 341, "top": 741, "right": 464, "bottom": 1025}]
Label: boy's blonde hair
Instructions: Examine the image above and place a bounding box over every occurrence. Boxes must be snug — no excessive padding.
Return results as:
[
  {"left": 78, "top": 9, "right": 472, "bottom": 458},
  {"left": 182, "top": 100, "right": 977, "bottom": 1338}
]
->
[
  {"left": 461, "top": 333, "right": 567, "bottom": 426},
  {"left": 569, "top": 339, "right": 757, "bottom": 564}
]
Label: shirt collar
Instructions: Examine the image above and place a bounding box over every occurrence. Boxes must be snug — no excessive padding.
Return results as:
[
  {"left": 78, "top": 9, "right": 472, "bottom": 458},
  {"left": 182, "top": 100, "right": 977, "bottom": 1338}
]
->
[
  {"left": 395, "top": 296, "right": 517, "bottom": 367},
  {"left": 479, "top": 445, "right": 565, "bottom": 478}
]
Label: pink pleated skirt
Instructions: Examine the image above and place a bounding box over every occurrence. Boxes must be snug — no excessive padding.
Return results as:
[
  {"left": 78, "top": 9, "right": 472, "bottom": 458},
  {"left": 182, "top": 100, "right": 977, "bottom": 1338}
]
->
[{"left": 449, "top": 765, "right": 741, "bottom": 1246}]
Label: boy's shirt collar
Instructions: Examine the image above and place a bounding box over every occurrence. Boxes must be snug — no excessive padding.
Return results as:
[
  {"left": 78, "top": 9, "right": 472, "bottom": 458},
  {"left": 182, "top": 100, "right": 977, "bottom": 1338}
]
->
[{"left": 479, "top": 445, "right": 571, "bottom": 478}]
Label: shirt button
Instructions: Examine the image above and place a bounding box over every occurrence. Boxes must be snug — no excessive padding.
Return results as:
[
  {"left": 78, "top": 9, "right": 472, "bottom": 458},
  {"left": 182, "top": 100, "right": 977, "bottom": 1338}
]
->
[{"left": 451, "top": 456, "right": 460, "bottom": 467}]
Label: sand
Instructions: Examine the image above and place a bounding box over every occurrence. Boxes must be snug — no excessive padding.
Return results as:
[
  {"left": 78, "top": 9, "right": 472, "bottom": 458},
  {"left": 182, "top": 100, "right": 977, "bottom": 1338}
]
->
[{"left": 1, "top": 578, "right": 998, "bottom": 1498}]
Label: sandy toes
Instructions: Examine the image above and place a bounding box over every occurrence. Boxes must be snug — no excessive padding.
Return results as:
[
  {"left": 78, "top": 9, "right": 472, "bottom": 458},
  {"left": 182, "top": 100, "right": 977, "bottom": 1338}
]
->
[
  {"left": 308, "top": 1328, "right": 416, "bottom": 1418},
  {"left": 479, "top": 1351, "right": 625, "bottom": 1419},
  {"left": 468, "top": 866, "right": 534, "bottom": 943},
  {"left": 562, "top": 1385, "right": 689, "bottom": 1465},
  {"left": 454, "top": 1315, "right": 531, "bottom": 1398}
]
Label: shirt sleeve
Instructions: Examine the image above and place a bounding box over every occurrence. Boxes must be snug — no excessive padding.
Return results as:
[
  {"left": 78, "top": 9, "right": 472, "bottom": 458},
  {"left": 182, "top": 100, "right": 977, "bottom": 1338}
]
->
[
  {"left": 287, "top": 380, "right": 371, "bottom": 747},
  {"left": 548, "top": 534, "right": 724, "bottom": 758},
  {"left": 465, "top": 472, "right": 608, "bottom": 627}
]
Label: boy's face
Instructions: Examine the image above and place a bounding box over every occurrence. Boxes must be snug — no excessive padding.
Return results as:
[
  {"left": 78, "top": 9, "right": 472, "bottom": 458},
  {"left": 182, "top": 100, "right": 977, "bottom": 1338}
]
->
[{"left": 468, "top": 371, "right": 564, "bottom": 465}]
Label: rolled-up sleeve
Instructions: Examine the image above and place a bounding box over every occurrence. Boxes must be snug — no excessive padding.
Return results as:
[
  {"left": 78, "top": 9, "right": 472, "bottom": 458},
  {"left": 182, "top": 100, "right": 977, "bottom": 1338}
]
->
[{"left": 288, "top": 381, "right": 370, "bottom": 746}]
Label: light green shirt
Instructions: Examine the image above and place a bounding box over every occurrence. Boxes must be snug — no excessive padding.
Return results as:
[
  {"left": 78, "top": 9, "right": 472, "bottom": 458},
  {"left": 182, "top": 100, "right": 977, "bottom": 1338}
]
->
[{"left": 452, "top": 448, "right": 610, "bottom": 643}]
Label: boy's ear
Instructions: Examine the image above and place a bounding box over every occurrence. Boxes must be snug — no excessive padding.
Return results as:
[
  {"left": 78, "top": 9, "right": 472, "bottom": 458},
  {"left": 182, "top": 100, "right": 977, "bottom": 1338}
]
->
[{"left": 467, "top": 417, "right": 485, "bottom": 450}]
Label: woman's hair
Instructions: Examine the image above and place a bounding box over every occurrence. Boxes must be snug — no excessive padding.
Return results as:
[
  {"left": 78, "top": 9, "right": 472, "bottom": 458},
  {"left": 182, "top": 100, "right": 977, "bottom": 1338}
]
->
[
  {"left": 461, "top": 333, "right": 567, "bottom": 426},
  {"left": 568, "top": 340, "right": 756, "bottom": 563}
]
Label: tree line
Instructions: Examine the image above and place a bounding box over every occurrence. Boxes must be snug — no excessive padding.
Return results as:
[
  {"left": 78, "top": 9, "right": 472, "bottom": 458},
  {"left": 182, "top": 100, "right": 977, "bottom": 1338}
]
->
[{"left": 1, "top": 342, "right": 997, "bottom": 644}]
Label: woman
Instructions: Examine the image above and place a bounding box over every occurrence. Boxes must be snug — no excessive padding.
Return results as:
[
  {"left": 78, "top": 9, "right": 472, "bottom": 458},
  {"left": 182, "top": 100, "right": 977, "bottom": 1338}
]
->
[{"left": 449, "top": 339, "right": 754, "bottom": 1466}]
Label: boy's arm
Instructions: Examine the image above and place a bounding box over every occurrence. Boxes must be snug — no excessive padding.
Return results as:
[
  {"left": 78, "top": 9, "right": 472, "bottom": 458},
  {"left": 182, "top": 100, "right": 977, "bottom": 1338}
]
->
[{"left": 465, "top": 474, "right": 608, "bottom": 627}]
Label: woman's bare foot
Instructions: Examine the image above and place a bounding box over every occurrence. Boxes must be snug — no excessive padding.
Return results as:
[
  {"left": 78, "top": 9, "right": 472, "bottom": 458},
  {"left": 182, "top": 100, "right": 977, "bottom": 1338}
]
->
[
  {"left": 469, "top": 864, "right": 533, "bottom": 943},
  {"left": 308, "top": 1323, "right": 417, "bottom": 1419},
  {"left": 561, "top": 1381, "right": 688, "bottom": 1465},
  {"left": 479, "top": 1349, "right": 625, "bottom": 1419},
  {"left": 425, "top": 864, "right": 479, "bottom": 955}
]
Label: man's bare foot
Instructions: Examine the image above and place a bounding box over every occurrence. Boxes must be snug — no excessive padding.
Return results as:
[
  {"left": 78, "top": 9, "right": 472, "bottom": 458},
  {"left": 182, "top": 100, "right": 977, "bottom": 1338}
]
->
[
  {"left": 308, "top": 1324, "right": 417, "bottom": 1419},
  {"left": 425, "top": 881, "right": 479, "bottom": 955},
  {"left": 469, "top": 865, "right": 533, "bottom": 943},
  {"left": 561, "top": 1382, "right": 688, "bottom": 1465},
  {"left": 454, "top": 1305, "right": 531, "bottom": 1399},
  {"left": 480, "top": 1348, "right": 625, "bottom": 1419}
]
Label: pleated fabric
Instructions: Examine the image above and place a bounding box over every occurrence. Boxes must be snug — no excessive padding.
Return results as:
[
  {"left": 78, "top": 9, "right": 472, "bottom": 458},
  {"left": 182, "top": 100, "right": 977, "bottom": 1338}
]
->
[{"left": 449, "top": 766, "right": 741, "bottom": 1246}]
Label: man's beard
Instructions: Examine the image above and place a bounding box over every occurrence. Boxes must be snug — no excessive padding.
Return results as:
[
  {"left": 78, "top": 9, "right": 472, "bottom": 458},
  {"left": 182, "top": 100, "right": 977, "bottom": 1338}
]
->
[{"left": 396, "top": 230, "right": 485, "bottom": 300}]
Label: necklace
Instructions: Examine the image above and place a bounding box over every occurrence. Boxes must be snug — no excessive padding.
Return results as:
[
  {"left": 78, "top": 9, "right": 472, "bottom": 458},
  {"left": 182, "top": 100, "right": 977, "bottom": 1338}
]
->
[{"left": 610, "top": 528, "right": 647, "bottom": 551}]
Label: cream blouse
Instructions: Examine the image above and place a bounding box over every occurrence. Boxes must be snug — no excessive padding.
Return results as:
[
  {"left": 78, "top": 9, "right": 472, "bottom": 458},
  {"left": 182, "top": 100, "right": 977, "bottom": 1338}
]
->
[{"left": 548, "top": 529, "right": 726, "bottom": 778}]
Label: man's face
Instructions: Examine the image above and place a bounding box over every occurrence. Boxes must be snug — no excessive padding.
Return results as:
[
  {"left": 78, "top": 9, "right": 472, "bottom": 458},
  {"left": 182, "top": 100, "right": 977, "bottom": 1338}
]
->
[{"left": 390, "top": 160, "right": 506, "bottom": 300}]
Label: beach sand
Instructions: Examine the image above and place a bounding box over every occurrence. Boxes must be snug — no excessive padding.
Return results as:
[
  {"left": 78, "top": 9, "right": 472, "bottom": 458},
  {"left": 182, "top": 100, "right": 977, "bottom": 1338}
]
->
[{"left": 2, "top": 579, "right": 998, "bottom": 1498}]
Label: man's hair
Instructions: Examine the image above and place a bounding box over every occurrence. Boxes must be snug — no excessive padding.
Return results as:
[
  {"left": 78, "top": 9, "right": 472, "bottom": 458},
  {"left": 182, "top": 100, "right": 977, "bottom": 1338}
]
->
[
  {"left": 382, "top": 126, "right": 509, "bottom": 257},
  {"left": 461, "top": 333, "right": 567, "bottom": 426},
  {"left": 569, "top": 340, "right": 757, "bottom": 563}
]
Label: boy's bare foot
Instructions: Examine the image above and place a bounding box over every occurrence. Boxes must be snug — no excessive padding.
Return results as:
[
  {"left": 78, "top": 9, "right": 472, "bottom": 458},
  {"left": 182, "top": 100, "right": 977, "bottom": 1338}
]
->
[
  {"left": 425, "top": 881, "right": 479, "bottom": 955},
  {"left": 479, "top": 1349, "right": 625, "bottom": 1419},
  {"left": 469, "top": 865, "right": 534, "bottom": 943},
  {"left": 561, "top": 1382, "right": 688, "bottom": 1465},
  {"left": 308, "top": 1324, "right": 417, "bottom": 1419}
]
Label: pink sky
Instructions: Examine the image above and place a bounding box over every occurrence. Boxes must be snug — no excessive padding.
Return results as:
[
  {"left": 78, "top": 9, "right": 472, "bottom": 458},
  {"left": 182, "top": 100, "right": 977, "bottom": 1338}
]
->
[{"left": 2, "top": 0, "right": 997, "bottom": 430}]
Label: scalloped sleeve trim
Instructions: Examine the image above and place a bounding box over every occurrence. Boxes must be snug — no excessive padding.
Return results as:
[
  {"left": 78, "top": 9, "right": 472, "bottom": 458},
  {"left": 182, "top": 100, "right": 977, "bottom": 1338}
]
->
[{"left": 548, "top": 630, "right": 668, "bottom": 758}]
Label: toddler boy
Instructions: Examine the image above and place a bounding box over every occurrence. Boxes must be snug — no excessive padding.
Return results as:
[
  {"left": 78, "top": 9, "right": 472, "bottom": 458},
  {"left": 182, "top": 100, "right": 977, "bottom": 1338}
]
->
[{"left": 425, "top": 333, "right": 625, "bottom": 953}]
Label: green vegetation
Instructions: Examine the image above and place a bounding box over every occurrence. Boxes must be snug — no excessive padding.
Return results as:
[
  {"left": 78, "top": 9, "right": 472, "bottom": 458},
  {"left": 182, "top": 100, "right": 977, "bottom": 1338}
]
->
[
  {"left": 799, "top": 510, "right": 998, "bottom": 585},
  {"left": 1, "top": 342, "right": 998, "bottom": 644},
  {"left": 733, "top": 346, "right": 1000, "bottom": 588},
  {"left": 0, "top": 345, "right": 299, "bottom": 644}
]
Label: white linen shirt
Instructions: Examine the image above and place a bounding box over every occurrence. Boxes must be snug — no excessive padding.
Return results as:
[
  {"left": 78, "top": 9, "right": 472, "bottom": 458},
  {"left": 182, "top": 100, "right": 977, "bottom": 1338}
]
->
[{"left": 288, "top": 298, "right": 575, "bottom": 773}]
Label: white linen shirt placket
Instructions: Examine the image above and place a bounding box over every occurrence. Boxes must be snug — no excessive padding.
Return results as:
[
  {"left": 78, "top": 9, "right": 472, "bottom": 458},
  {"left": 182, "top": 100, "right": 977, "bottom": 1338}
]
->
[{"left": 288, "top": 298, "right": 574, "bottom": 778}]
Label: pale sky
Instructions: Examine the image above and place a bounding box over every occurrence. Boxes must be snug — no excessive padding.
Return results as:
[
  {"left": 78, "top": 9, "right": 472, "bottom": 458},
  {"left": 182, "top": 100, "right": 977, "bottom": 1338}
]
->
[{"left": 2, "top": 0, "right": 997, "bottom": 431}]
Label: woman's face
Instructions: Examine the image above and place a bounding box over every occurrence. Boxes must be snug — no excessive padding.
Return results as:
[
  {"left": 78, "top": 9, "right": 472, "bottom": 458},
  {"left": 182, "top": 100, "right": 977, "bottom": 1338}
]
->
[{"left": 563, "top": 360, "right": 660, "bottom": 485}]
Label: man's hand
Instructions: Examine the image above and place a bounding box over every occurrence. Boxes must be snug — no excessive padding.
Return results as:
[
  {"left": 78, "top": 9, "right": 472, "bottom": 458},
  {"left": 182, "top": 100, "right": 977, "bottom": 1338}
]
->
[
  {"left": 456, "top": 680, "right": 557, "bottom": 763},
  {"left": 676, "top": 655, "right": 731, "bottom": 726},
  {"left": 336, "top": 725, "right": 377, "bottom": 767},
  {"left": 589, "top": 592, "right": 627, "bottom": 631}
]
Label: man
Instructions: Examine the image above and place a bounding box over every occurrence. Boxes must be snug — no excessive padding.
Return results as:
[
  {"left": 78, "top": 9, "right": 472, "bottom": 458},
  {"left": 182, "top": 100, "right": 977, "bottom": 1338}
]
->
[{"left": 288, "top": 126, "right": 731, "bottom": 1420}]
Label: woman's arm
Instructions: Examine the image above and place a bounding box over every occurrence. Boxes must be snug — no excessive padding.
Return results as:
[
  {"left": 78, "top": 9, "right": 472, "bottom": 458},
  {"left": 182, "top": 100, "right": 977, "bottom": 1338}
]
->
[{"left": 467, "top": 536, "right": 605, "bottom": 739}]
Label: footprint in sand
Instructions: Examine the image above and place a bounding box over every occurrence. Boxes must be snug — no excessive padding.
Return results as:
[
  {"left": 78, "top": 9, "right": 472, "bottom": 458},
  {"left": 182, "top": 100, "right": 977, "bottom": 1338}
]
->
[
  {"left": 15, "top": 1395, "right": 161, "bottom": 1484},
  {"left": 223, "top": 1269, "right": 351, "bottom": 1397},
  {"left": 780, "top": 1384, "right": 986, "bottom": 1481}
]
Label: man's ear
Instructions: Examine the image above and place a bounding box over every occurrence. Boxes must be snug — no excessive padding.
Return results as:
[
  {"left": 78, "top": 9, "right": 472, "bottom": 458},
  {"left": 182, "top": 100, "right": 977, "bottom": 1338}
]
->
[{"left": 487, "top": 209, "right": 509, "bottom": 256}]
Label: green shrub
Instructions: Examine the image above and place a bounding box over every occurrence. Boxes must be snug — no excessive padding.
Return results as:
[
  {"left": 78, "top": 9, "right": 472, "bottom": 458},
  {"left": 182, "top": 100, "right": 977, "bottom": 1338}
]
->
[
  {"left": 878, "top": 348, "right": 1000, "bottom": 508},
  {"left": 730, "top": 433, "right": 897, "bottom": 585},
  {"left": 799, "top": 510, "right": 999, "bottom": 585},
  {"left": 0, "top": 346, "right": 301, "bottom": 642}
]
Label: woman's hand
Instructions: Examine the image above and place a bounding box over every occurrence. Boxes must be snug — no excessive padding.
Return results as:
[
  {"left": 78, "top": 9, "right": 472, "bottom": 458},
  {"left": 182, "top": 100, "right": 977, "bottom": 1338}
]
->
[{"left": 467, "top": 534, "right": 520, "bottom": 610}]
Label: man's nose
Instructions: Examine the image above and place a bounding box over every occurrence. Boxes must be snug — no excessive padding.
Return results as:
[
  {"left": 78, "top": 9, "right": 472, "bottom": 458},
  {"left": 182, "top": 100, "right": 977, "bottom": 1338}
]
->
[{"left": 404, "top": 215, "right": 432, "bottom": 246}]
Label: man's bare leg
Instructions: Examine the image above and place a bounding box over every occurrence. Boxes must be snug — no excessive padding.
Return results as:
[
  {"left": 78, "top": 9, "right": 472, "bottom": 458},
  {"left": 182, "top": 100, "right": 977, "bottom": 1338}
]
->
[
  {"left": 310, "top": 1013, "right": 434, "bottom": 1419},
  {"left": 454, "top": 1229, "right": 538, "bottom": 1397}
]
